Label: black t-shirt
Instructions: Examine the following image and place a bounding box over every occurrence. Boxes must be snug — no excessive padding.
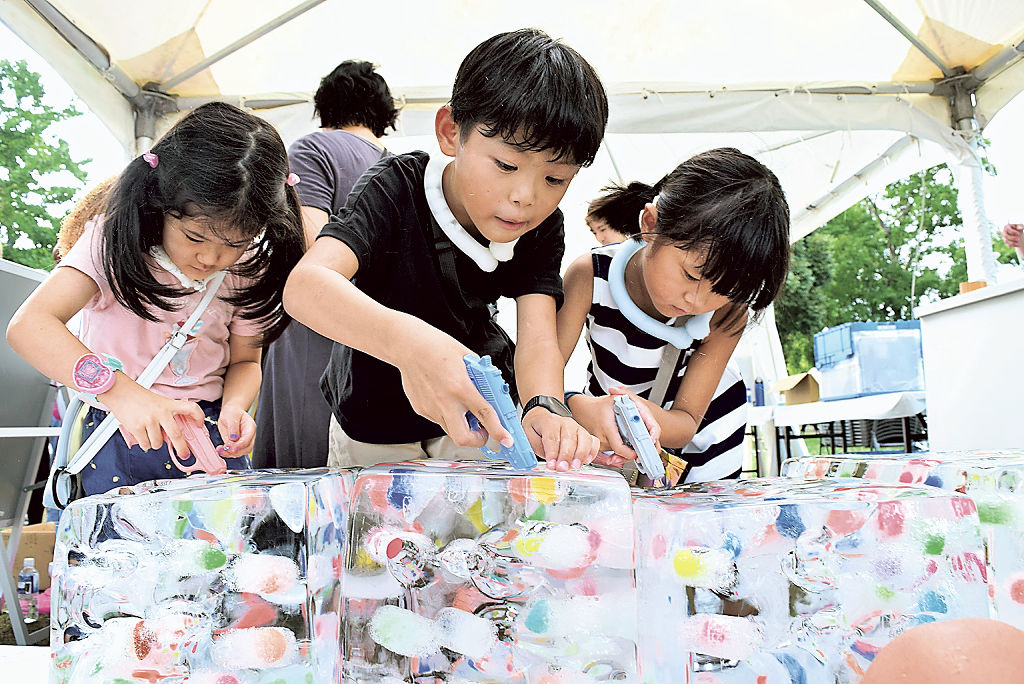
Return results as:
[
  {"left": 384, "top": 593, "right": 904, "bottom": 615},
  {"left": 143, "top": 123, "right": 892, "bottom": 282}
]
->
[{"left": 318, "top": 151, "right": 565, "bottom": 443}]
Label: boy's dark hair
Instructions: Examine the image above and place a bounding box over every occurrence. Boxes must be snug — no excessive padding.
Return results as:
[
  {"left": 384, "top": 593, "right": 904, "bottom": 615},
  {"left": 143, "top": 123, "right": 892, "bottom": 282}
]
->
[
  {"left": 450, "top": 28, "right": 608, "bottom": 167},
  {"left": 609, "top": 148, "right": 791, "bottom": 328},
  {"left": 587, "top": 182, "right": 651, "bottom": 238},
  {"left": 314, "top": 60, "right": 400, "bottom": 138},
  {"left": 102, "top": 101, "right": 305, "bottom": 342}
]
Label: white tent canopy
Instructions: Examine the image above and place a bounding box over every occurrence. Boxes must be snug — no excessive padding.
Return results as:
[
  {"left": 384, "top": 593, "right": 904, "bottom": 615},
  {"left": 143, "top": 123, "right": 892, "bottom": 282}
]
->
[{"left": 3, "top": 0, "right": 1024, "bottom": 386}]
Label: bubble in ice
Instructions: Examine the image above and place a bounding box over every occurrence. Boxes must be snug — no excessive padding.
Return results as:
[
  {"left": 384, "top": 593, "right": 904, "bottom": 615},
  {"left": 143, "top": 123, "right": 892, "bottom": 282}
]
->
[
  {"left": 229, "top": 553, "right": 299, "bottom": 595},
  {"left": 435, "top": 607, "right": 498, "bottom": 660},
  {"left": 211, "top": 627, "right": 298, "bottom": 669},
  {"left": 369, "top": 605, "right": 439, "bottom": 657},
  {"left": 269, "top": 482, "right": 306, "bottom": 533},
  {"left": 679, "top": 613, "right": 763, "bottom": 661}
]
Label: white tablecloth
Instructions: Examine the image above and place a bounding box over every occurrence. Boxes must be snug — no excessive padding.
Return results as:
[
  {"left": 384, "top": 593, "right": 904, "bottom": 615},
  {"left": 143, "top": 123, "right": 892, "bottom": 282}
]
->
[
  {"left": 771, "top": 391, "right": 926, "bottom": 428},
  {"left": 0, "top": 645, "right": 48, "bottom": 680}
]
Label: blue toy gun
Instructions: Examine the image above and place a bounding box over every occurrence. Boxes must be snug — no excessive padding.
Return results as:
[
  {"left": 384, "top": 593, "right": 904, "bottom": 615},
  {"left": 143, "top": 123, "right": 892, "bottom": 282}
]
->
[
  {"left": 463, "top": 355, "right": 538, "bottom": 470},
  {"left": 612, "top": 395, "right": 666, "bottom": 482}
]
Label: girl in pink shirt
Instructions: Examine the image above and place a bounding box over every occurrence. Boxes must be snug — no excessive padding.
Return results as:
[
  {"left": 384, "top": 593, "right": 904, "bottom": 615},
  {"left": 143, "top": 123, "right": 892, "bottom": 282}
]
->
[{"left": 8, "top": 102, "right": 305, "bottom": 497}]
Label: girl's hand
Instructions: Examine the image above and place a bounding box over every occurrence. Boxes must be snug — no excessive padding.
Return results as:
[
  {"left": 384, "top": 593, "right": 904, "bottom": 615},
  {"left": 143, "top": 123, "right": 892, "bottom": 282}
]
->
[
  {"left": 397, "top": 329, "right": 513, "bottom": 450},
  {"left": 217, "top": 403, "right": 256, "bottom": 457},
  {"left": 607, "top": 385, "right": 664, "bottom": 449},
  {"left": 567, "top": 392, "right": 662, "bottom": 465},
  {"left": 102, "top": 378, "right": 205, "bottom": 459},
  {"left": 520, "top": 409, "right": 600, "bottom": 471}
]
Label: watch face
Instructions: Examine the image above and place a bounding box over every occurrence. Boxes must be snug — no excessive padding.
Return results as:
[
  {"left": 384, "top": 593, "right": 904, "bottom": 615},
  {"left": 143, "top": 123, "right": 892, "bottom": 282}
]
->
[
  {"left": 73, "top": 354, "right": 113, "bottom": 392},
  {"left": 530, "top": 395, "right": 572, "bottom": 419}
]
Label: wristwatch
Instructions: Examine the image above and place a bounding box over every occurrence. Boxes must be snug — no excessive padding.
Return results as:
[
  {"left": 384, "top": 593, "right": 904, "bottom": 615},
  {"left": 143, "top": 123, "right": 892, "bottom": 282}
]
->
[
  {"left": 71, "top": 352, "right": 123, "bottom": 396},
  {"left": 523, "top": 394, "right": 573, "bottom": 419}
]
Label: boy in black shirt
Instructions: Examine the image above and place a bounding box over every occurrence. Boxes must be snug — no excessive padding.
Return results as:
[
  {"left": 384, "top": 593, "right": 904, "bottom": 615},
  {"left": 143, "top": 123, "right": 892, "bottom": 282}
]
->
[{"left": 284, "top": 29, "right": 608, "bottom": 470}]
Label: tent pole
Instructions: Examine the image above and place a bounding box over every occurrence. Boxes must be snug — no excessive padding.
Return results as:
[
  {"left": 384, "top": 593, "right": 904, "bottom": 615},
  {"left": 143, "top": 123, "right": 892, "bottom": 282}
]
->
[
  {"left": 861, "top": 0, "right": 954, "bottom": 77},
  {"left": 945, "top": 80, "right": 1000, "bottom": 285},
  {"left": 161, "top": 0, "right": 328, "bottom": 91}
]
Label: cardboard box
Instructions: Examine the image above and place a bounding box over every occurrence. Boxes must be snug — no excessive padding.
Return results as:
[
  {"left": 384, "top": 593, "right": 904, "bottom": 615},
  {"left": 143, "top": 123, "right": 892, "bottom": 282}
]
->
[
  {"left": 772, "top": 372, "right": 820, "bottom": 405},
  {"left": 2, "top": 522, "right": 56, "bottom": 591}
]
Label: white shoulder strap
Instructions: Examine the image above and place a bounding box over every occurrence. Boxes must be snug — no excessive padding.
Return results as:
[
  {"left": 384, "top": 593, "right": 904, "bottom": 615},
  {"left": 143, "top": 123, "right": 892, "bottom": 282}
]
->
[{"left": 65, "top": 271, "right": 228, "bottom": 475}]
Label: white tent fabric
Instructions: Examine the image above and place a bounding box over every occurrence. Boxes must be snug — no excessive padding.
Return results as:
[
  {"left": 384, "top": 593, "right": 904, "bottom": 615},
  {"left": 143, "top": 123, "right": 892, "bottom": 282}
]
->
[{"left": 3, "top": 0, "right": 1024, "bottom": 388}]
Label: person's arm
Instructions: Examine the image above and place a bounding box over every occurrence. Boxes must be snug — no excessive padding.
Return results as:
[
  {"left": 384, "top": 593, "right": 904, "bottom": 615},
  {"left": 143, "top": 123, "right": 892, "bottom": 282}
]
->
[
  {"left": 515, "top": 293, "right": 600, "bottom": 470},
  {"left": 554, "top": 253, "right": 594, "bottom": 365},
  {"left": 300, "top": 206, "right": 330, "bottom": 250},
  {"left": 627, "top": 306, "right": 746, "bottom": 449},
  {"left": 555, "top": 252, "right": 661, "bottom": 464},
  {"left": 217, "top": 333, "right": 261, "bottom": 457},
  {"left": 1003, "top": 223, "right": 1024, "bottom": 262},
  {"left": 283, "top": 235, "right": 513, "bottom": 448},
  {"left": 6, "top": 266, "right": 203, "bottom": 458}
]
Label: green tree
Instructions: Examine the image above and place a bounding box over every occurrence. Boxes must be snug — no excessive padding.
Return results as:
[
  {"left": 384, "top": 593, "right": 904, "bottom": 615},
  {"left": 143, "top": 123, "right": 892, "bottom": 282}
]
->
[
  {"left": 775, "top": 231, "right": 833, "bottom": 374},
  {"left": 777, "top": 161, "right": 1008, "bottom": 370},
  {"left": 0, "top": 59, "right": 88, "bottom": 269}
]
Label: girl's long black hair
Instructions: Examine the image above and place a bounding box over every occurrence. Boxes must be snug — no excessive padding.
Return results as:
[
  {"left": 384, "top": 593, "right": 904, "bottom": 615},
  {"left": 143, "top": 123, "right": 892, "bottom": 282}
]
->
[
  {"left": 601, "top": 147, "right": 791, "bottom": 332},
  {"left": 102, "top": 101, "right": 305, "bottom": 343}
]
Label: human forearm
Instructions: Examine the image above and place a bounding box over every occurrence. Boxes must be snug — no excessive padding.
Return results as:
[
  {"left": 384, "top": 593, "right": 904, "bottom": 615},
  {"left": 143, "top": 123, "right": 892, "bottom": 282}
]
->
[
  {"left": 514, "top": 336, "right": 565, "bottom": 403},
  {"left": 221, "top": 359, "right": 261, "bottom": 412},
  {"left": 284, "top": 261, "right": 448, "bottom": 369}
]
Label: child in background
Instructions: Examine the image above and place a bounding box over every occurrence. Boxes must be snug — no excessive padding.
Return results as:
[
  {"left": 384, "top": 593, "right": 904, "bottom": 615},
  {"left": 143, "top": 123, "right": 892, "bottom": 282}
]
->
[
  {"left": 8, "top": 102, "right": 305, "bottom": 496},
  {"left": 284, "top": 29, "right": 608, "bottom": 470},
  {"left": 585, "top": 182, "right": 649, "bottom": 246},
  {"left": 557, "top": 148, "right": 790, "bottom": 481}
]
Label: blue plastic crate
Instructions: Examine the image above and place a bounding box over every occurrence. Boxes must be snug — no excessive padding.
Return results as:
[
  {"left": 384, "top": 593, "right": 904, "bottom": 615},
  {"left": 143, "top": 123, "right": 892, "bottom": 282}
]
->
[{"left": 813, "top": 321, "right": 924, "bottom": 400}]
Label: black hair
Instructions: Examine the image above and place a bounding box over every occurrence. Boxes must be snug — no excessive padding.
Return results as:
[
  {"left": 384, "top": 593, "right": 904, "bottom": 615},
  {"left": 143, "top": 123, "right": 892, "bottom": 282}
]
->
[
  {"left": 608, "top": 148, "right": 791, "bottom": 330},
  {"left": 450, "top": 28, "right": 608, "bottom": 167},
  {"left": 587, "top": 182, "right": 651, "bottom": 238},
  {"left": 102, "top": 101, "right": 305, "bottom": 343},
  {"left": 314, "top": 60, "right": 400, "bottom": 137}
]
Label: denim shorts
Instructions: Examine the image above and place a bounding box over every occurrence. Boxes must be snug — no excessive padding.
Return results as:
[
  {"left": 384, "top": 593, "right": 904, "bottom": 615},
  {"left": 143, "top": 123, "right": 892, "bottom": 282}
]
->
[{"left": 77, "top": 398, "right": 251, "bottom": 497}]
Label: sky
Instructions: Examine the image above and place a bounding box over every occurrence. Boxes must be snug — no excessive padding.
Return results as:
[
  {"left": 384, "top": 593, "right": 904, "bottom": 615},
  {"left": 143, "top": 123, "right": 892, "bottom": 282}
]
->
[{"left": 3, "top": 21, "right": 1024, "bottom": 239}]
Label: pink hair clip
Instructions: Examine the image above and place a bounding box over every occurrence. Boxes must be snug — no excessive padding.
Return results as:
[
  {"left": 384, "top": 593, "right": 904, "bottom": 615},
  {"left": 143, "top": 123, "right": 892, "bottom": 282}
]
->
[
  {"left": 285, "top": 172, "right": 300, "bottom": 187},
  {"left": 142, "top": 151, "right": 159, "bottom": 168}
]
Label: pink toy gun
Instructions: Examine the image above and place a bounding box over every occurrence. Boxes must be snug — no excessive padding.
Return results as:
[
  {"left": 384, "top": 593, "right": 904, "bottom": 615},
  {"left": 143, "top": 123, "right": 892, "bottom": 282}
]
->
[
  {"left": 119, "top": 415, "right": 227, "bottom": 475},
  {"left": 170, "top": 414, "right": 227, "bottom": 474}
]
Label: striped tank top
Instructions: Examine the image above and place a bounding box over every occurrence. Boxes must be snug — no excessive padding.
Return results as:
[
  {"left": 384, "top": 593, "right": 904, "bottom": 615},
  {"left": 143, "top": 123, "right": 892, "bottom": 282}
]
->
[{"left": 582, "top": 243, "right": 748, "bottom": 481}]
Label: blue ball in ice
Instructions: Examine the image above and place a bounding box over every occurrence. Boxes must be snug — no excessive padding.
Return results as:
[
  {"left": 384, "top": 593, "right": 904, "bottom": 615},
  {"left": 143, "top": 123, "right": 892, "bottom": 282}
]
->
[
  {"left": 924, "top": 474, "right": 943, "bottom": 488},
  {"left": 776, "top": 505, "right": 805, "bottom": 539},
  {"left": 917, "top": 591, "right": 948, "bottom": 614}
]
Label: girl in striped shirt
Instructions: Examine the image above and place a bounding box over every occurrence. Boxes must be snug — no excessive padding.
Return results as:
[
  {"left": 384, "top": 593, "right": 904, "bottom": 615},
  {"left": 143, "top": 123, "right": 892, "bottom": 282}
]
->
[{"left": 557, "top": 148, "right": 790, "bottom": 482}]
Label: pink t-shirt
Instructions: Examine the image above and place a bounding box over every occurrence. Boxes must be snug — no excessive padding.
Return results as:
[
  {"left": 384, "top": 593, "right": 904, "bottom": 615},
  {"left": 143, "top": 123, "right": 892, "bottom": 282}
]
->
[{"left": 60, "top": 220, "right": 262, "bottom": 403}]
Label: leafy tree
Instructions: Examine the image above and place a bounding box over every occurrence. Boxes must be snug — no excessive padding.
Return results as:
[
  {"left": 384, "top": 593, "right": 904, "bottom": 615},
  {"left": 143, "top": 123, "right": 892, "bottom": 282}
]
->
[
  {"left": 775, "top": 231, "right": 833, "bottom": 374},
  {"left": 777, "top": 161, "right": 1008, "bottom": 371},
  {"left": 0, "top": 59, "right": 88, "bottom": 269}
]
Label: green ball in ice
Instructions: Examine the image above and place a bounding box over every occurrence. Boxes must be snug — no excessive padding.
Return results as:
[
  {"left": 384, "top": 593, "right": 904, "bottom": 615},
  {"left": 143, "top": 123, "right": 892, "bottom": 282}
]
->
[{"left": 198, "top": 546, "right": 227, "bottom": 570}]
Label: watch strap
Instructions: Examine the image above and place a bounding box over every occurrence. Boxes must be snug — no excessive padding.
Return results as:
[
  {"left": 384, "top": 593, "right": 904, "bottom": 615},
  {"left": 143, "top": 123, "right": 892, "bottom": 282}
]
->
[{"left": 523, "top": 394, "right": 573, "bottom": 419}]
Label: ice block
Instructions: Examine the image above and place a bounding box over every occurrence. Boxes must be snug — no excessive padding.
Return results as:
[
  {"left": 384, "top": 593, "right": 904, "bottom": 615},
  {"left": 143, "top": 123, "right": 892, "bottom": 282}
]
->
[
  {"left": 341, "top": 460, "right": 637, "bottom": 682},
  {"left": 632, "top": 478, "right": 991, "bottom": 682},
  {"left": 50, "top": 468, "right": 356, "bottom": 684},
  {"left": 783, "top": 449, "right": 1024, "bottom": 629}
]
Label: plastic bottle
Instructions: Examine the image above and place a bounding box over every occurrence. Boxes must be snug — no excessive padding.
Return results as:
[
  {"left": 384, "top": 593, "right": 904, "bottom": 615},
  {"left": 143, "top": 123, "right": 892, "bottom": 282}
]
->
[
  {"left": 754, "top": 377, "right": 765, "bottom": 406},
  {"left": 17, "top": 557, "right": 40, "bottom": 622}
]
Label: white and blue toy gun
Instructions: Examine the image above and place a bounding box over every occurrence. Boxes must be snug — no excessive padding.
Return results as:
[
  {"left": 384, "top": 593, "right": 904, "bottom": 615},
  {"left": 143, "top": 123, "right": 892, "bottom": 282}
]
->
[
  {"left": 612, "top": 395, "right": 666, "bottom": 482},
  {"left": 463, "top": 355, "right": 537, "bottom": 470}
]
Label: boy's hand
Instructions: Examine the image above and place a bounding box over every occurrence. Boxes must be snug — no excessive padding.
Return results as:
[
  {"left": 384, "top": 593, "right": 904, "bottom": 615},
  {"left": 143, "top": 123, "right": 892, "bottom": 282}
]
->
[
  {"left": 521, "top": 408, "right": 600, "bottom": 471},
  {"left": 397, "top": 329, "right": 514, "bottom": 449},
  {"left": 218, "top": 403, "right": 256, "bottom": 457},
  {"left": 102, "top": 377, "right": 205, "bottom": 460}
]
